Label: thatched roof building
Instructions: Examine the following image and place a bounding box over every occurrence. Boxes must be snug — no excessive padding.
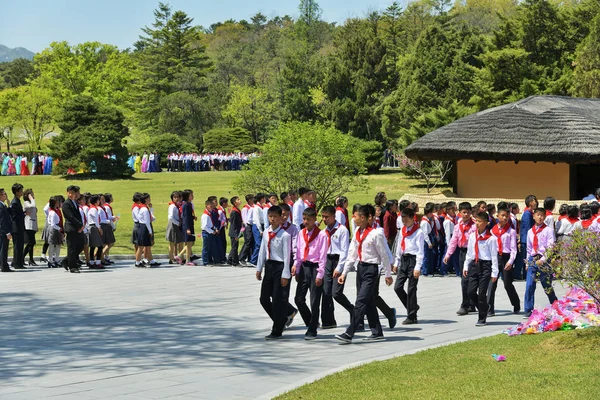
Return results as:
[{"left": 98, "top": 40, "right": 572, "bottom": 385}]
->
[{"left": 405, "top": 96, "right": 600, "bottom": 200}]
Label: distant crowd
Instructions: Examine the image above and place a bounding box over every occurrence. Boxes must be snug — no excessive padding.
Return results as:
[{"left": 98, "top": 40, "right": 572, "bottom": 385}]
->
[
  {"left": 0, "top": 153, "right": 54, "bottom": 176},
  {"left": 127, "top": 152, "right": 256, "bottom": 173}
]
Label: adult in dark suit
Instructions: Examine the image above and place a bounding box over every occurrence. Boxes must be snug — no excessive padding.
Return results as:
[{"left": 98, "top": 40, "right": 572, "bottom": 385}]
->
[
  {"left": 227, "top": 196, "right": 243, "bottom": 266},
  {"left": 61, "top": 185, "right": 84, "bottom": 273},
  {"left": 0, "top": 188, "right": 13, "bottom": 272},
  {"left": 10, "top": 183, "right": 26, "bottom": 269}
]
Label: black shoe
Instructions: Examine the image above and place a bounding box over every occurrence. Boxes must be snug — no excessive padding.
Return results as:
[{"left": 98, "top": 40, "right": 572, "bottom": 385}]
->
[
  {"left": 321, "top": 324, "right": 337, "bottom": 330},
  {"left": 523, "top": 311, "right": 532, "bottom": 319},
  {"left": 488, "top": 310, "right": 495, "bottom": 317},
  {"left": 286, "top": 311, "right": 297, "bottom": 328},
  {"left": 356, "top": 324, "right": 365, "bottom": 332},
  {"left": 304, "top": 332, "right": 317, "bottom": 341},
  {"left": 135, "top": 263, "right": 146, "bottom": 268},
  {"left": 69, "top": 268, "right": 80, "bottom": 273},
  {"left": 101, "top": 260, "right": 110, "bottom": 266},
  {"left": 77, "top": 259, "right": 85, "bottom": 266},
  {"left": 402, "top": 318, "right": 418, "bottom": 325},
  {"left": 28, "top": 261, "right": 38, "bottom": 266},
  {"left": 469, "top": 306, "right": 477, "bottom": 313},
  {"left": 265, "top": 333, "right": 282, "bottom": 340},
  {"left": 335, "top": 333, "right": 352, "bottom": 344},
  {"left": 149, "top": 261, "right": 161, "bottom": 266},
  {"left": 13, "top": 265, "right": 26, "bottom": 270},
  {"left": 1, "top": 268, "right": 14, "bottom": 272},
  {"left": 388, "top": 308, "right": 397, "bottom": 329},
  {"left": 190, "top": 255, "right": 200, "bottom": 262},
  {"left": 363, "top": 334, "right": 385, "bottom": 341},
  {"left": 475, "top": 320, "right": 487, "bottom": 327},
  {"left": 456, "top": 308, "right": 469, "bottom": 316},
  {"left": 106, "top": 259, "right": 115, "bottom": 264},
  {"left": 513, "top": 307, "right": 521, "bottom": 314},
  {"left": 48, "top": 262, "right": 55, "bottom": 268}
]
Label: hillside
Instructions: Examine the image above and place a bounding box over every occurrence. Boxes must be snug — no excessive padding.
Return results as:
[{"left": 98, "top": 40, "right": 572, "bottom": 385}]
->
[{"left": 0, "top": 44, "right": 35, "bottom": 62}]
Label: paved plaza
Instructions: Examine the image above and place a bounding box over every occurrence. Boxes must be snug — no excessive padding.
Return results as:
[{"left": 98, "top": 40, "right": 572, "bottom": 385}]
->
[{"left": 0, "top": 261, "right": 565, "bottom": 399}]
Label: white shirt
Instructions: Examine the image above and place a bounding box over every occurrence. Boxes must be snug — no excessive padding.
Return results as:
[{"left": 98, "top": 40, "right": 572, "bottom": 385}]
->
[
  {"left": 132, "top": 205, "right": 140, "bottom": 223},
  {"left": 335, "top": 209, "right": 347, "bottom": 227},
  {"left": 48, "top": 209, "right": 61, "bottom": 231},
  {"left": 44, "top": 202, "right": 50, "bottom": 218},
  {"left": 246, "top": 204, "right": 255, "bottom": 225},
  {"left": 168, "top": 203, "right": 180, "bottom": 225},
  {"left": 394, "top": 224, "right": 425, "bottom": 271},
  {"left": 281, "top": 222, "right": 299, "bottom": 256},
  {"left": 420, "top": 216, "right": 432, "bottom": 246},
  {"left": 544, "top": 215, "right": 555, "bottom": 232},
  {"left": 325, "top": 223, "right": 349, "bottom": 272},
  {"left": 201, "top": 213, "right": 215, "bottom": 234},
  {"left": 557, "top": 218, "right": 577, "bottom": 236},
  {"left": 443, "top": 216, "right": 455, "bottom": 246},
  {"left": 464, "top": 231, "right": 499, "bottom": 278},
  {"left": 262, "top": 203, "right": 272, "bottom": 228},
  {"left": 256, "top": 226, "right": 292, "bottom": 279},
  {"left": 138, "top": 206, "right": 153, "bottom": 234},
  {"left": 241, "top": 204, "right": 252, "bottom": 225},
  {"left": 87, "top": 206, "right": 101, "bottom": 227},
  {"left": 252, "top": 204, "right": 264, "bottom": 232},
  {"left": 343, "top": 227, "right": 392, "bottom": 278},
  {"left": 292, "top": 199, "right": 306, "bottom": 229}
]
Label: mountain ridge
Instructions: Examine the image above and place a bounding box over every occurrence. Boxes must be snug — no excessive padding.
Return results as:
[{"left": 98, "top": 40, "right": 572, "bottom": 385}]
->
[{"left": 0, "top": 45, "right": 35, "bottom": 62}]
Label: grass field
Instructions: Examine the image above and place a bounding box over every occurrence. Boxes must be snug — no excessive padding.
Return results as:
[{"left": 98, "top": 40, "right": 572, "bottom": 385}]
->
[
  {"left": 0, "top": 169, "right": 435, "bottom": 255},
  {"left": 277, "top": 328, "right": 600, "bottom": 400}
]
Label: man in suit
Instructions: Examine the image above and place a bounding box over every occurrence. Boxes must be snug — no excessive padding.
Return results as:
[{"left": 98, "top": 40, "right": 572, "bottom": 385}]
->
[
  {"left": 0, "top": 188, "right": 13, "bottom": 272},
  {"left": 10, "top": 183, "right": 26, "bottom": 269},
  {"left": 62, "top": 185, "right": 84, "bottom": 273}
]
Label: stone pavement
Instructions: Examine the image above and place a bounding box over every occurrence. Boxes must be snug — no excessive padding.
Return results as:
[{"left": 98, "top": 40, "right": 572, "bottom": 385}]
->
[{"left": 0, "top": 260, "right": 566, "bottom": 399}]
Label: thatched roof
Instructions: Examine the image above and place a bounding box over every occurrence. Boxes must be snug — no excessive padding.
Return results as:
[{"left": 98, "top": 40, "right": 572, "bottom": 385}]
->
[{"left": 405, "top": 96, "right": 600, "bottom": 163}]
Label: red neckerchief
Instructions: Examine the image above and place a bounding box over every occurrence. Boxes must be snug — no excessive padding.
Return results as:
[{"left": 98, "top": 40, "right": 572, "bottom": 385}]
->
[
  {"left": 55, "top": 208, "right": 64, "bottom": 231},
  {"left": 372, "top": 221, "right": 380, "bottom": 228},
  {"left": 203, "top": 209, "right": 210, "bottom": 216},
  {"left": 230, "top": 206, "right": 241, "bottom": 215},
  {"left": 243, "top": 204, "right": 251, "bottom": 210},
  {"left": 267, "top": 227, "right": 280, "bottom": 259},
  {"left": 169, "top": 201, "right": 182, "bottom": 220},
  {"left": 581, "top": 219, "right": 594, "bottom": 229},
  {"left": 567, "top": 216, "right": 580, "bottom": 224},
  {"left": 524, "top": 207, "right": 531, "bottom": 213},
  {"left": 99, "top": 204, "right": 108, "bottom": 220},
  {"left": 474, "top": 230, "right": 492, "bottom": 262},
  {"left": 459, "top": 219, "right": 474, "bottom": 248},
  {"left": 491, "top": 223, "right": 510, "bottom": 254},
  {"left": 445, "top": 214, "right": 454, "bottom": 222},
  {"left": 105, "top": 203, "right": 114, "bottom": 215},
  {"left": 131, "top": 203, "right": 140, "bottom": 210},
  {"left": 401, "top": 223, "right": 419, "bottom": 252},
  {"left": 558, "top": 215, "right": 567, "bottom": 220},
  {"left": 532, "top": 223, "right": 547, "bottom": 253},
  {"left": 326, "top": 223, "right": 338, "bottom": 248},
  {"left": 78, "top": 205, "right": 87, "bottom": 225},
  {"left": 356, "top": 226, "right": 374, "bottom": 261},
  {"left": 304, "top": 200, "right": 315, "bottom": 209},
  {"left": 302, "top": 226, "right": 321, "bottom": 260},
  {"left": 336, "top": 207, "right": 350, "bottom": 230},
  {"left": 545, "top": 210, "right": 552, "bottom": 216}
]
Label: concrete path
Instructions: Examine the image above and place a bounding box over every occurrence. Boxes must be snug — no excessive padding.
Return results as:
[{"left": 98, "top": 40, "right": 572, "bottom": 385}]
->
[{"left": 0, "top": 260, "right": 565, "bottom": 399}]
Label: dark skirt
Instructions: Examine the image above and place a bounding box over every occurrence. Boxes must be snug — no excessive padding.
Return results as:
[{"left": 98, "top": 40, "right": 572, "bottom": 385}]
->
[
  {"left": 166, "top": 220, "right": 184, "bottom": 243},
  {"left": 137, "top": 224, "right": 152, "bottom": 247},
  {"left": 89, "top": 226, "right": 104, "bottom": 247},
  {"left": 24, "top": 230, "right": 36, "bottom": 245},
  {"left": 181, "top": 223, "right": 196, "bottom": 242},
  {"left": 131, "top": 222, "right": 139, "bottom": 245},
  {"left": 40, "top": 224, "right": 50, "bottom": 242},
  {"left": 101, "top": 223, "right": 115, "bottom": 244},
  {"left": 48, "top": 229, "right": 64, "bottom": 245}
]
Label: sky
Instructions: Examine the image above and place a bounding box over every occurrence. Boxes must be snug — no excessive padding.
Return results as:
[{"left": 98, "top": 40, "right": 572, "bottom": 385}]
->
[{"left": 1, "top": 0, "right": 407, "bottom": 53}]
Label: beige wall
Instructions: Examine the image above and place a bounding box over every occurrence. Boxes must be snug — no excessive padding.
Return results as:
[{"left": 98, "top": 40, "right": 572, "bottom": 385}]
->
[{"left": 457, "top": 160, "right": 570, "bottom": 200}]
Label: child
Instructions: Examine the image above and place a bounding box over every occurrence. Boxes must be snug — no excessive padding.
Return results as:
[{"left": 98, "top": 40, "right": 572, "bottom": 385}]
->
[
  {"left": 336, "top": 205, "right": 394, "bottom": 344},
  {"left": 0, "top": 188, "right": 11, "bottom": 272},
  {"left": 40, "top": 198, "right": 51, "bottom": 263},
  {"left": 255, "top": 205, "right": 292, "bottom": 340},
  {"left": 280, "top": 203, "right": 299, "bottom": 326},
  {"left": 201, "top": 199, "right": 218, "bottom": 266},
  {"left": 87, "top": 194, "right": 104, "bottom": 269},
  {"left": 47, "top": 197, "right": 65, "bottom": 268},
  {"left": 293, "top": 187, "right": 309, "bottom": 230},
  {"left": 131, "top": 192, "right": 141, "bottom": 254},
  {"left": 320, "top": 206, "right": 349, "bottom": 329},
  {"left": 227, "top": 196, "right": 242, "bottom": 266},
  {"left": 217, "top": 197, "right": 229, "bottom": 261},
  {"left": 464, "top": 212, "right": 498, "bottom": 326},
  {"left": 486, "top": 204, "right": 496, "bottom": 229},
  {"left": 543, "top": 197, "right": 556, "bottom": 232},
  {"left": 101, "top": 193, "right": 118, "bottom": 265},
  {"left": 393, "top": 206, "right": 424, "bottom": 325},
  {"left": 442, "top": 201, "right": 457, "bottom": 276},
  {"left": 383, "top": 200, "right": 398, "bottom": 250},
  {"left": 135, "top": 193, "right": 156, "bottom": 268},
  {"left": 524, "top": 208, "right": 559, "bottom": 318},
  {"left": 556, "top": 205, "right": 579, "bottom": 238},
  {"left": 574, "top": 204, "right": 594, "bottom": 230},
  {"left": 420, "top": 203, "right": 435, "bottom": 276},
  {"left": 293, "top": 207, "right": 327, "bottom": 340},
  {"left": 436, "top": 202, "right": 447, "bottom": 275},
  {"left": 554, "top": 203, "right": 568, "bottom": 237},
  {"left": 175, "top": 190, "right": 196, "bottom": 266},
  {"left": 166, "top": 191, "right": 183, "bottom": 264},
  {"left": 335, "top": 196, "right": 350, "bottom": 230},
  {"left": 78, "top": 193, "right": 90, "bottom": 267},
  {"left": 250, "top": 193, "right": 267, "bottom": 266},
  {"left": 238, "top": 194, "right": 255, "bottom": 265},
  {"left": 444, "top": 202, "right": 476, "bottom": 315},
  {"left": 488, "top": 206, "right": 520, "bottom": 316},
  {"left": 23, "top": 188, "right": 38, "bottom": 266}
]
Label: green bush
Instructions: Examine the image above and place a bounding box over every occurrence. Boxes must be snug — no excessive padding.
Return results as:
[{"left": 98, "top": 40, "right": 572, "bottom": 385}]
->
[{"left": 203, "top": 127, "right": 258, "bottom": 153}]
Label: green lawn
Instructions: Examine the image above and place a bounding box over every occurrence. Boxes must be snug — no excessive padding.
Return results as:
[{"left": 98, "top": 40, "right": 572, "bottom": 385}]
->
[
  {"left": 277, "top": 328, "right": 600, "bottom": 400},
  {"left": 1, "top": 169, "right": 432, "bottom": 255}
]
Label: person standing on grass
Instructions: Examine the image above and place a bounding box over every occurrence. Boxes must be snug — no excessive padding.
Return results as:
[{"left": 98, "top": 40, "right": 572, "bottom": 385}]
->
[
  {"left": 175, "top": 190, "right": 196, "bottom": 266},
  {"left": 393, "top": 206, "right": 424, "bottom": 325},
  {"left": 256, "top": 205, "right": 292, "bottom": 340},
  {"left": 336, "top": 205, "right": 394, "bottom": 344},
  {"left": 463, "top": 212, "right": 498, "bottom": 327},
  {"left": 227, "top": 196, "right": 242, "bottom": 266},
  {"left": 23, "top": 188, "right": 38, "bottom": 266}
]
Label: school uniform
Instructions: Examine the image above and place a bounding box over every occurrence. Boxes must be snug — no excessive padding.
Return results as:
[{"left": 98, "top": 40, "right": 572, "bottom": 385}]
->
[
  {"left": 166, "top": 202, "right": 183, "bottom": 243},
  {"left": 383, "top": 210, "right": 398, "bottom": 250},
  {"left": 79, "top": 205, "right": 89, "bottom": 247},
  {"left": 518, "top": 208, "right": 535, "bottom": 280},
  {"left": 136, "top": 205, "right": 153, "bottom": 247},
  {"left": 445, "top": 218, "right": 476, "bottom": 312},
  {"left": 394, "top": 223, "right": 424, "bottom": 322},
  {"left": 131, "top": 203, "right": 140, "bottom": 245},
  {"left": 420, "top": 215, "right": 435, "bottom": 276},
  {"left": 201, "top": 209, "right": 217, "bottom": 265},
  {"left": 341, "top": 226, "right": 392, "bottom": 339},
  {"left": 292, "top": 199, "right": 307, "bottom": 230},
  {"left": 524, "top": 223, "right": 558, "bottom": 314},
  {"left": 436, "top": 213, "right": 446, "bottom": 274},
  {"left": 217, "top": 205, "right": 228, "bottom": 260},
  {"left": 100, "top": 205, "right": 115, "bottom": 245},
  {"left": 227, "top": 206, "right": 242, "bottom": 265},
  {"left": 294, "top": 226, "right": 328, "bottom": 338},
  {"left": 488, "top": 223, "right": 520, "bottom": 313},
  {"left": 281, "top": 221, "right": 299, "bottom": 318},
  {"left": 442, "top": 214, "right": 457, "bottom": 275},
  {"left": 335, "top": 207, "right": 349, "bottom": 230},
  {"left": 0, "top": 201, "right": 12, "bottom": 271},
  {"left": 47, "top": 208, "right": 64, "bottom": 264},
  {"left": 321, "top": 222, "right": 349, "bottom": 328},
  {"left": 556, "top": 217, "right": 578, "bottom": 238},
  {"left": 250, "top": 204, "right": 265, "bottom": 265},
  {"left": 256, "top": 225, "right": 292, "bottom": 337},
  {"left": 87, "top": 206, "right": 103, "bottom": 248},
  {"left": 180, "top": 201, "right": 195, "bottom": 243},
  {"left": 544, "top": 211, "right": 555, "bottom": 233},
  {"left": 464, "top": 230, "right": 499, "bottom": 323},
  {"left": 238, "top": 204, "right": 254, "bottom": 263}
]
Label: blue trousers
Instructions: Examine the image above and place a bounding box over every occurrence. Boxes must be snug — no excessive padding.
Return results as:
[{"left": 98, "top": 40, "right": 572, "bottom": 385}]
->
[
  {"left": 441, "top": 249, "right": 459, "bottom": 276},
  {"left": 422, "top": 243, "right": 434, "bottom": 275},
  {"left": 524, "top": 257, "right": 558, "bottom": 313},
  {"left": 202, "top": 232, "right": 217, "bottom": 265},
  {"left": 437, "top": 242, "right": 446, "bottom": 275},
  {"left": 250, "top": 225, "right": 262, "bottom": 265}
]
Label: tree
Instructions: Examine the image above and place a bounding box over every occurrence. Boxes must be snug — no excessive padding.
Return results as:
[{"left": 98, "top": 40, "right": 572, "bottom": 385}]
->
[
  {"left": 0, "top": 58, "right": 34, "bottom": 89},
  {"left": 233, "top": 122, "right": 369, "bottom": 209},
  {"left": 397, "top": 155, "right": 452, "bottom": 193},
  {"left": 572, "top": 14, "right": 600, "bottom": 97},
  {"left": 203, "top": 127, "right": 258, "bottom": 153},
  {"left": 50, "top": 95, "right": 130, "bottom": 176},
  {"left": 222, "top": 84, "right": 278, "bottom": 143}
]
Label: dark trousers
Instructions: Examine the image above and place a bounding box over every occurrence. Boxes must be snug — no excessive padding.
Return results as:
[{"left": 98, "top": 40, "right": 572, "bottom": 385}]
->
[
  {"left": 321, "top": 255, "right": 339, "bottom": 327},
  {"left": 11, "top": 230, "right": 24, "bottom": 267},
  {"left": 467, "top": 260, "right": 493, "bottom": 322},
  {"left": 260, "top": 261, "right": 289, "bottom": 336},
  {"left": 394, "top": 254, "right": 419, "bottom": 320},
  {"left": 487, "top": 253, "right": 521, "bottom": 312},
  {"left": 0, "top": 236, "right": 9, "bottom": 271},
  {"left": 227, "top": 237, "right": 239, "bottom": 264},
  {"left": 422, "top": 243, "right": 432, "bottom": 275},
  {"left": 333, "top": 265, "right": 354, "bottom": 322},
  {"left": 202, "top": 231, "right": 217, "bottom": 265},
  {"left": 458, "top": 247, "right": 474, "bottom": 309},
  {"left": 294, "top": 261, "right": 323, "bottom": 335},
  {"left": 346, "top": 263, "right": 382, "bottom": 337},
  {"left": 218, "top": 229, "right": 227, "bottom": 262},
  {"left": 513, "top": 242, "right": 526, "bottom": 280},
  {"left": 239, "top": 224, "right": 254, "bottom": 262},
  {"left": 65, "top": 231, "right": 84, "bottom": 270},
  {"left": 437, "top": 242, "right": 447, "bottom": 275}
]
